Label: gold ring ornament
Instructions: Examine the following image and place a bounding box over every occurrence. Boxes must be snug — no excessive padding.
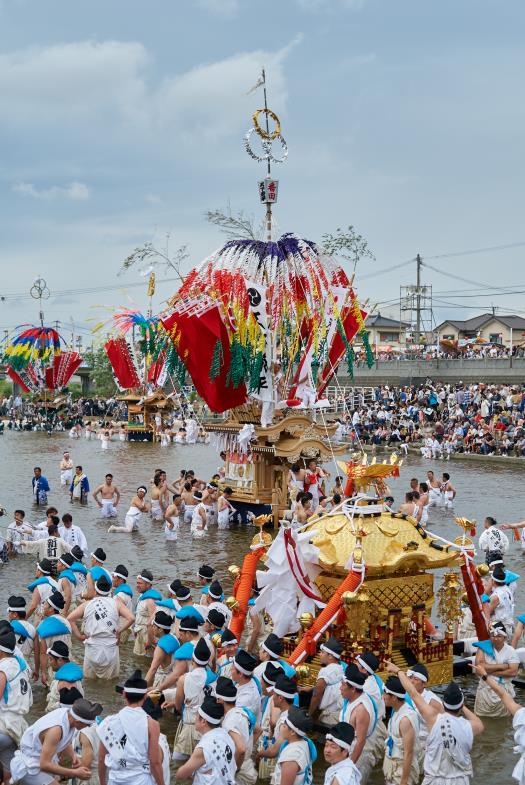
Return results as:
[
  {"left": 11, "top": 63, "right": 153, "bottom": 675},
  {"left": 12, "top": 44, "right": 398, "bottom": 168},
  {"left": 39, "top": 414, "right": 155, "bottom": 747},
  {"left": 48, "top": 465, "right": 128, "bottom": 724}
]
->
[{"left": 253, "top": 108, "right": 281, "bottom": 140}]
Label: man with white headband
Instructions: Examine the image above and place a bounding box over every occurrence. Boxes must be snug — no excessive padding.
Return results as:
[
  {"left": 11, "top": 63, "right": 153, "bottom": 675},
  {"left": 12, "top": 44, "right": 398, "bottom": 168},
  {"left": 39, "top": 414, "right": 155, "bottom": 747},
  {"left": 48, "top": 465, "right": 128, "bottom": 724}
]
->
[
  {"left": 382, "top": 674, "right": 420, "bottom": 785},
  {"left": 98, "top": 669, "right": 164, "bottom": 785},
  {"left": 472, "top": 660, "right": 524, "bottom": 784},
  {"left": 485, "top": 563, "right": 515, "bottom": 633},
  {"left": 323, "top": 721, "right": 361, "bottom": 785},
  {"left": 133, "top": 570, "right": 162, "bottom": 656},
  {"left": 272, "top": 705, "right": 316, "bottom": 785},
  {"left": 190, "top": 491, "right": 208, "bottom": 538},
  {"left": 387, "top": 661, "right": 483, "bottom": 785},
  {"left": 170, "top": 638, "right": 213, "bottom": 764},
  {"left": 67, "top": 576, "right": 135, "bottom": 679},
  {"left": 256, "top": 673, "right": 297, "bottom": 779},
  {"left": 175, "top": 695, "right": 236, "bottom": 785},
  {"left": 231, "top": 649, "right": 261, "bottom": 722},
  {"left": 309, "top": 636, "right": 344, "bottom": 725},
  {"left": 12, "top": 696, "right": 101, "bottom": 785},
  {"left": 473, "top": 620, "right": 519, "bottom": 717},
  {"left": 111, "top": 565, "right": 133, "bottom": 643},
  {"left": 0, "top": 629, "right": 33, "bottom": 776},
  {"left": 108, "top": 486, "right": 149, "bottom": 534},
  {"left": 405, "top": 662, "right": 443, "bottom": 762},
  {"left": 339, "top": 663, "right": 381, "bottom": 784},
  {"left": 93, "top": 474, "right": 121, "bottom": 520},
  {"left": 215, "top": 675, "right": 257, "bottom": 785}
]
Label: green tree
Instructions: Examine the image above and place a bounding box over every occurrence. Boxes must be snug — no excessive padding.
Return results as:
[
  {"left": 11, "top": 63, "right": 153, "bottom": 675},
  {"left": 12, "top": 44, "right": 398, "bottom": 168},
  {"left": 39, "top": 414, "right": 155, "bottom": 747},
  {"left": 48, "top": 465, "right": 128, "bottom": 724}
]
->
[
  {"left": 85, "top": 346, "right": 118, "bottom": 397},
  {"left": 321, "top": 225, "right": 375, "bottom": 269}
]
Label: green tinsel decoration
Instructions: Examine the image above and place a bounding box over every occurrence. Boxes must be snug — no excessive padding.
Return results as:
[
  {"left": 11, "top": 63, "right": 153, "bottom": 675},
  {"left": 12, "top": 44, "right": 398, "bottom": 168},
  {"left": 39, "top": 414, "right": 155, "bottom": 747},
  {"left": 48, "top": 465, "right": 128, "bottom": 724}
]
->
[
  {"left": 362, "top": 330, "right": 375, "bottom": 368},
  {"left": 227, "top": 336, "right": 246, "bottom": 388},
  {"left": 209, "top": 339, "right": 224, "bottom": 381},
  {"left": 347, "top": 346, "right": 355, "bottom": 378},
  {"left": 249, "top": 351, "right": 264, "bottom": 393}
]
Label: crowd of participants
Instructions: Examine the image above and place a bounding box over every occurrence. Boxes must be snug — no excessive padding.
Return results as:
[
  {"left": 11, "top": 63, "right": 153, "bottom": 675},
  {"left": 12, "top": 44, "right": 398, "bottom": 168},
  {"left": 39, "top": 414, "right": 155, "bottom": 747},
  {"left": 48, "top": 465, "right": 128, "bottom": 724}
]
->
[{"left": 0, "top": 453, "right": 524, "bottom": 785}]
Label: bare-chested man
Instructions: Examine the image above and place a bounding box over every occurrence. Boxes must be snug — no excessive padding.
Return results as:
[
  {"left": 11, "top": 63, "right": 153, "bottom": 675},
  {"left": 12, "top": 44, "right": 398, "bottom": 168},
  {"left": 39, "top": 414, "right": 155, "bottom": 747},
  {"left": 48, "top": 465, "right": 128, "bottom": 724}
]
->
[
  {"left": 108, "top": 486, "right": 149, "bottom": 533},
  {"left": 93, "top": 474, "right": 120, "bottom": 519},
  {"left": 426, "top": 469, "right": 442, "bottom": 507}
]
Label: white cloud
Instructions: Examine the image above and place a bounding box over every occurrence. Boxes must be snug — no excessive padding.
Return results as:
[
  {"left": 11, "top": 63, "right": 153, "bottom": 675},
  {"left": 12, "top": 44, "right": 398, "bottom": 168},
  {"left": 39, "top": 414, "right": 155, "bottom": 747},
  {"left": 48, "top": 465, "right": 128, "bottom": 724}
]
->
[
  {"left": 13, "top": 181, "right": 90, "bottom": 200},
  {"left": 0, "top": 36, "right": 301, "bottom": 147},
  {"left": 145, "top": 194, "right": 163, "bottom": 205}
]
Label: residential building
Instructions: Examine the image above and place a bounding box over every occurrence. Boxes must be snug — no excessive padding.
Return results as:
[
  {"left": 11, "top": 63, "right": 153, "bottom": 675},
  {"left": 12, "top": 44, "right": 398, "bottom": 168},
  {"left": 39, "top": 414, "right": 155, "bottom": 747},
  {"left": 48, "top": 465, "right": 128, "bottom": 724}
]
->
[{"left": 436, "top": 313, "right": 525, "bottom": 347}]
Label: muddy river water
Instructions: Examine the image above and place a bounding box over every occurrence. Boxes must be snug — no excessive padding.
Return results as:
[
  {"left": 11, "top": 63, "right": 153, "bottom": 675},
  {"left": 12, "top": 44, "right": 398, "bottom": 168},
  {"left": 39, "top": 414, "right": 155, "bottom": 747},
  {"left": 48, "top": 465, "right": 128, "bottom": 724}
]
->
[{"left": 0, "top": 431, "right": 523, "bottom": 783}]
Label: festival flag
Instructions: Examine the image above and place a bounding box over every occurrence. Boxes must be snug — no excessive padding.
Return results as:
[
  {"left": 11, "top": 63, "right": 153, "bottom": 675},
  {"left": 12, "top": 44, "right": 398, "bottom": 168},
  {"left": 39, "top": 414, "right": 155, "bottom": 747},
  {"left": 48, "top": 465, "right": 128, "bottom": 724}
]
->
[
  {"left": 162, "top": 304, "right": 248, "bottom": 413},
  {"left": 104, "top": 338, "right": 141, "bottom": 390}
]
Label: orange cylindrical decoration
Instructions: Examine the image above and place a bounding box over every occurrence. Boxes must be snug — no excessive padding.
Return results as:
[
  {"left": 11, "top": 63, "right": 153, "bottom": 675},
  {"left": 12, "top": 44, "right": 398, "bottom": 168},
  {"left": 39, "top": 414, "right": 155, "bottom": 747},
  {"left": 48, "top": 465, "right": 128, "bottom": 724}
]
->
[
  {"left": 228, "top": 547, "right": 266, "bottom": 642},
  {"left": 460, "top": 556, "right": 488, "bottom": 641},
  {"left": 287, "top": 568, "right": 363, "bottom": 666}
]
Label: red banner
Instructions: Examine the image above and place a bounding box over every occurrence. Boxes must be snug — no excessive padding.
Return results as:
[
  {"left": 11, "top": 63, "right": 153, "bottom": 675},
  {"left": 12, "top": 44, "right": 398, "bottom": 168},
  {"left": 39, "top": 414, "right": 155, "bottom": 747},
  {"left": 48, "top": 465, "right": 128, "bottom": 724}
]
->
[
  {"left": 7, "top": 367, "right": 30, "bottom": 393},
  {"left": 45, "top": 352, "right": 82, "bottom": 390},
  {"left": 162, "top": 306, "right": 247, "bottom": 413},
  {"left": 104, "top": 338, "right": 141, "bottom": 390}
]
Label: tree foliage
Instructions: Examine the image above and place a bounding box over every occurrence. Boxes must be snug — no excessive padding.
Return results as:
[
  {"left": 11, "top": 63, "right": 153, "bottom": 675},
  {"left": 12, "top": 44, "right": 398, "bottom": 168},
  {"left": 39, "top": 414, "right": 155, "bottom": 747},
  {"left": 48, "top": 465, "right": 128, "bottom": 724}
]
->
[
  {"left": 205, "top": 204, "right": 259, "bottom": 240},
  {"left": 85, "top": 347, "right": 118, "bottom": 397},
  {"left": 321, "top": 225, "right": 375, "bottom": 269},
  {"left": 120, "top": 240, "right": 189, "bottom": 282}
]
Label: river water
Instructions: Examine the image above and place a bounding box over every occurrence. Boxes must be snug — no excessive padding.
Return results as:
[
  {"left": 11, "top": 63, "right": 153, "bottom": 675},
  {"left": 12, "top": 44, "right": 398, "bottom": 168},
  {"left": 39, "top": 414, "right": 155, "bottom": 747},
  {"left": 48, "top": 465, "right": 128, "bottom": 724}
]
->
[{"left": 0, "top": 430, "right": 523, "bottom": 783}]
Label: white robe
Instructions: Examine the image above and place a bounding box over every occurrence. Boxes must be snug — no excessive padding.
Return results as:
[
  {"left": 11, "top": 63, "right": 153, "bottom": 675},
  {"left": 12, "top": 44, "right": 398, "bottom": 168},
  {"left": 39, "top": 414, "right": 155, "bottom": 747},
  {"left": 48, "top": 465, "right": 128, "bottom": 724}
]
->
[
  {"left": 422, "top": 713, "right": 473, "bottom": 785},
  {"left": 98, "top": 706, "right": 154, "bottom": 785}
]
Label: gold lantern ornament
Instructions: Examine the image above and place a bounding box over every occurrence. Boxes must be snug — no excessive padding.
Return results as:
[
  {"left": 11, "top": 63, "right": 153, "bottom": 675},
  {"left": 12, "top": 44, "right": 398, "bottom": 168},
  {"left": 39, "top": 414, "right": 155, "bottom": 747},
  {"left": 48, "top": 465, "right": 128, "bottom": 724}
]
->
[
  {"left": 211, "top": 633, "right": 223, "bottom": 648},
  {"left": 476, "top": 563, "right": 490, "bottom": 578},
  {"left": 299, "top": 613, "right": 314, "bottom": 631},
  {"left": 225, "top": 596, "right": 240, "bottom": 612},
  {"left": 228, "top": 565, "right": 241, "bottom": 579},
  {"left": 437, "top": 572, "right": 463, "bottom": 632}
]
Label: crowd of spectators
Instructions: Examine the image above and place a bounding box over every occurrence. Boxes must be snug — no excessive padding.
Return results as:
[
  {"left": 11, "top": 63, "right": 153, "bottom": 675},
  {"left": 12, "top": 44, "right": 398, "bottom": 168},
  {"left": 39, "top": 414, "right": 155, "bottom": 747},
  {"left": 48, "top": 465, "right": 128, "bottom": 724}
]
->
[
  {"left": 352, "top": 344, "right": 525, "bottom": 363},
  {"left": 334, "top": 382, "right": 525, "bottom": 457}
]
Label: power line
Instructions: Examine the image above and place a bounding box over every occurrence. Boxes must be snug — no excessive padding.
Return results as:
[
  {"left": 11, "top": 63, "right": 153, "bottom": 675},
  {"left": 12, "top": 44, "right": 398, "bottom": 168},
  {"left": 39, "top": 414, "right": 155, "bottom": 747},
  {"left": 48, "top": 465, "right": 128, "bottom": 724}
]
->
[
  {"left": 358, "top": 258, "right": 415, "bottom": 280},
  {"left": 0, "top": 276, "right": 181, "bottom": 303},
  {"left": 424, "top": 240, "right": 525, "bottom": 260}
]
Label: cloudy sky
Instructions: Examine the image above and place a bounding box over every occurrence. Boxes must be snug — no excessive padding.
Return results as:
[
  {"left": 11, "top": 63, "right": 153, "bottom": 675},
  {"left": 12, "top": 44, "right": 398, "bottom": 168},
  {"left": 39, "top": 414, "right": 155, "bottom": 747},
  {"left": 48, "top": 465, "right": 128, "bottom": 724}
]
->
[{"left": 1, "top": 0, "right": 524, "bottom": 344}]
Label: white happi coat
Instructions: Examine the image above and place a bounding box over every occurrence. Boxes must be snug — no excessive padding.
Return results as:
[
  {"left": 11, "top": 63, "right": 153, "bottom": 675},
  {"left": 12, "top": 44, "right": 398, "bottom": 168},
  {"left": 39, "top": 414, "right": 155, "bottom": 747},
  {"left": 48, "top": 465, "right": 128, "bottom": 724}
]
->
[
  {"left": 324, "top": 759, "right": 361, "bottom": 785},
  {"left": 98, "top": 706, "right": 154, "bottom": 785},
  {"left": 12, "top": 708, "right": 74, "bottom": 784},
  {"left": 422, "top": 713, "right": 473, "bottom": 785},
  {"left": 318, "top": 662, "right": 344, "bottom": 724},
  {"left": 193, "top": 727, "right": 236, "bottom": 785},
  {"left": 83, "top": 595, "right": 120, "bottom": 678}
]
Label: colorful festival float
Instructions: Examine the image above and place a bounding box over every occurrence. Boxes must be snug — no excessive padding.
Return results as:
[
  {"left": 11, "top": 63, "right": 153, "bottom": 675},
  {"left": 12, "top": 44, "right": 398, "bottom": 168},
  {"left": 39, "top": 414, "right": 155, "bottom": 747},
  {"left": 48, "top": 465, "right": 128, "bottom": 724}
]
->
[
  {"left": 159, "top": 81, "right": 373, "bottom": 522},
  {"left": 153, "top": 79, "right": 493, "bottom": 692},
  {"left": 95, "top": 283, "right": 185, "bottom": 441},
  {"left": 2, "top": 278, "right": 83, "bottom": 405},
  {"left": 226, "top": 463, "right": 490, "bottom": 692}
]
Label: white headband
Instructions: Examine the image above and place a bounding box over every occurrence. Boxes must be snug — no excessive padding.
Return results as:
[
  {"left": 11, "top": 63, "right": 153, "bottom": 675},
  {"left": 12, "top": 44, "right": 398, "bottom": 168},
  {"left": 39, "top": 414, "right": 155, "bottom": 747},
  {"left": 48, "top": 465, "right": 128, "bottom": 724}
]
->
[
  {"left": 223, "top": 637, "right": 238, "bottom": 646},
  {"left": 384, "top": 685, "right": 405, "bottom": 699},
  {"left": 113, "top": 571, "right": 127, "bottom": 580},
  {"left": 47, "top": 646, "right": 67, "bottom": 658},
  {"left": 320, "top": 643, "right": 341, "bottom": 659},
  {"left": 95, "top": 586, "right": 111, "bottom": 596},
  {"left": 443, "top": 697, "right": 464, "bottom": 711},
  {"left": 137, "top": 575, "right": 152, "bottom": 583},
  {"left": 37, "top": 563, "right": 50, "bottom": 575},
  {"left": 215, "top": 690, "right": 237, "bottom": 703},
  {"left": 193, "top": 652, "right": 210, "bottom": 666},
  {"left": 285, "top": 717, "right": 306, "bottom": 737},
  {"left": 233, "top": 660, "right": 253, "bottom": 677},
  {"left": 0, "top": 644, "right": 15, "bottom": 654},
  {"left": 123, "top": 686, "right": 148, "bottom": 695},
  {"left": 198, "top": 707, "right": 222, "bottom": 725},
  {"left": 154, "top": 619, "right": 172, "bottom": 630},
  {"left": 273, "top": 686, "right": 296, "bottom": 700},
  {"left": 262, "top": 641, "right": 282, "bottom": 657},
  {"left": 355, "top": 656, "right": 374, "bottom": 675},
  {"left": 325, "top": 733, "right": 352, "bottom": 753},
  {"left": 344, "top": 676, "right": 364, "bottom": 690},
  {"left": 70, "top": 710, "right": 95, "bottom": 725},
  {"left": 407, "top": 669, "right": 428, "bottom": 683},
  {"left": 7, "top": 605, "right": 25, "bottom": 613},
  {"left": 91, "top": 553, "right": 105, "bottom": 563}
]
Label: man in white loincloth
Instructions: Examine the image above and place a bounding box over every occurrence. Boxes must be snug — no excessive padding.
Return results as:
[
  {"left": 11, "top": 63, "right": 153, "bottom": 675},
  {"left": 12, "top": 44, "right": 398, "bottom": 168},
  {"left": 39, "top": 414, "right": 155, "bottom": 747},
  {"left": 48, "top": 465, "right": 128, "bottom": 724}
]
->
[
  {"left": 11, "top": 696, "right": 101, "bottom": 785},
  {"left": 60, "top": 451, "right": 74, "bottom": 487},
  {"left": 217, "top": 487, "right": 236, "bottom": 530},
  {"left": 474, "top": 621, "right": 519, "bottom": 717},
  {"left": 93, "top": 474, "right": 120, "bottom": 519},
  {"left": 68, "top": 576, "right": 135, "bottom": 679},
  {"left": 109, "top": 486, "right": 149, "bottom": 533},
  {"left": 97, "top": 669, "right": 165, "bottom": 785}
]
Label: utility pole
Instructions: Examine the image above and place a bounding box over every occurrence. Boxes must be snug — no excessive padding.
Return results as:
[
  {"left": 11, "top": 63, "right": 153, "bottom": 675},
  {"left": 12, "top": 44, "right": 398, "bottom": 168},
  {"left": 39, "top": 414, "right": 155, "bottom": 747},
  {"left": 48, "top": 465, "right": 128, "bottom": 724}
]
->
[{"left": 415, "top": 253, "right": 422, "bottom": 346}]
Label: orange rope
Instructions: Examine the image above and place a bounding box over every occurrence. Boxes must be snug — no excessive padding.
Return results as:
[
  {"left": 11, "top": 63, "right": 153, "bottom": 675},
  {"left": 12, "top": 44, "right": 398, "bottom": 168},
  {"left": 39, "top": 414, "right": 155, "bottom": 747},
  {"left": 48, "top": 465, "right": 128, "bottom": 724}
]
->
[
  {"left": 228, "top": 547, "right": 266, "bottom": 642},
  {"left": 287, "top": 568, "right": 363, "bottom": 665}
]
